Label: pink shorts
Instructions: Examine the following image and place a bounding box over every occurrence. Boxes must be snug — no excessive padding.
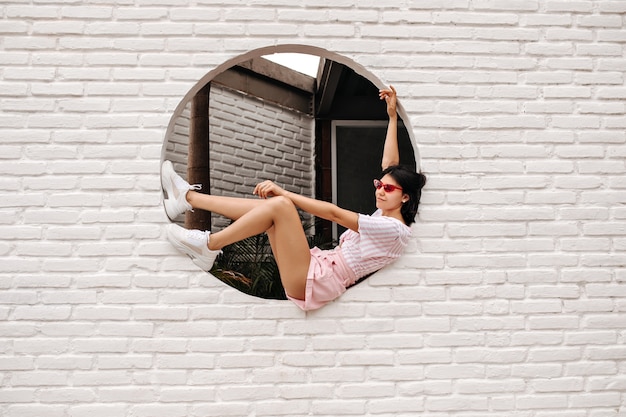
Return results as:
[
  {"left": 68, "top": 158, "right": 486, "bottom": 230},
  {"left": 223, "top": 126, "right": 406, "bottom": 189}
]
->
[{"left": 287, "top": 247, "right": 357, "bottom": 311}]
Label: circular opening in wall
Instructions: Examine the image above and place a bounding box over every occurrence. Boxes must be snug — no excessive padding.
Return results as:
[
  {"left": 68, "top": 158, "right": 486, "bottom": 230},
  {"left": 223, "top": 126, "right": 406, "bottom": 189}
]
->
[{"left": 162, "top": 45, "right": 419, "bottom": 300}]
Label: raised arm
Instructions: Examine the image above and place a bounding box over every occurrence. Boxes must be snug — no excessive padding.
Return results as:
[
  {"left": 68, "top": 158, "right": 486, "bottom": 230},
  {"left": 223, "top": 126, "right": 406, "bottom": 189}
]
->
[{"left": 379, "top": 85, "right": 399, "bottom": 170}]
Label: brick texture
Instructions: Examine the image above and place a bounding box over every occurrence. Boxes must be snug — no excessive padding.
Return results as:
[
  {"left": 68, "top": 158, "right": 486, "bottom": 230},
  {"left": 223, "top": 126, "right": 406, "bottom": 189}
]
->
[{"left": 1, "top": 1, "right": 625, "bottom": 415}]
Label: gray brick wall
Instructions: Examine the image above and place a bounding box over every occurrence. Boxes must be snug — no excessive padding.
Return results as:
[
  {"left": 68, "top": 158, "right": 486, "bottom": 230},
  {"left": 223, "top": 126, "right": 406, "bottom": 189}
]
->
[
  {"left": 208, "top": 85, "right": 314, "bottom": 228},
  {"left": 164, "top": 83, "right": 314, "bottom": 229}
]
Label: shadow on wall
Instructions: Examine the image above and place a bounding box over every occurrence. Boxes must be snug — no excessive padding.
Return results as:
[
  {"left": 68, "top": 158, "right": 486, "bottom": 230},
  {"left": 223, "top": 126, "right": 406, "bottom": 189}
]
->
[{"left": 162, "top": 47, "right": 417, "bottom": 300}]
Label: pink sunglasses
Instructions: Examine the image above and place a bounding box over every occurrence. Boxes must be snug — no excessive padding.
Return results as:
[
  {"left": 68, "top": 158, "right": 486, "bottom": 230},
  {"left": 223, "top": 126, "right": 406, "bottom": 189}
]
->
[{"left": 373, "top": 179, "right": 403, "bottom": 193}]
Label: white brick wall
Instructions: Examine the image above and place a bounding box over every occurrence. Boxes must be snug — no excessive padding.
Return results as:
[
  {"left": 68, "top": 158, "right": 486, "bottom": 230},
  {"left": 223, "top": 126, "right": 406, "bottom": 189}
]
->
[{"left": 1, "top": 1, "right": 625, "bottom": 415}]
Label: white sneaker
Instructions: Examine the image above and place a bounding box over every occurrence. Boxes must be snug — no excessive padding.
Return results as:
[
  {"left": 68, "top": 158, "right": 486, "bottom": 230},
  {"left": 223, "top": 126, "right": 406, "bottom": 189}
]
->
[
  {"left": 166, "top": 224, "right": 221, "bottom": 271},
  {"left": 161, "top": 160, "right": 201, "bottom": 220}
]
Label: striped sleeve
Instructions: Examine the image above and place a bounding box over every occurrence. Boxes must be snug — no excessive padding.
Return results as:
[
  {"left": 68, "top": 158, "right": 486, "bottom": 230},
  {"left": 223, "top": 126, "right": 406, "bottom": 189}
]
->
[{"left": 357, "top": 212, "right": 411, "bottom": 259}]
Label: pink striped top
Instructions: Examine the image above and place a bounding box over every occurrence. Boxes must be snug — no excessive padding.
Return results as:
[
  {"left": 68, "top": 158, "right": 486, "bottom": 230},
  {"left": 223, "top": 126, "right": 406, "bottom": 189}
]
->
[{"left": 338, "top": 209, "right": 412, "bottom": 280}]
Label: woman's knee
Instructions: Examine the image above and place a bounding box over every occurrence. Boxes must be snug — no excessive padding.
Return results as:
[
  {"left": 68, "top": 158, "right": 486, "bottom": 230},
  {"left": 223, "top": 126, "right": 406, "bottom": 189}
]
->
[{"left": 268, "top": 196, "right": 297, "bottom": 214}]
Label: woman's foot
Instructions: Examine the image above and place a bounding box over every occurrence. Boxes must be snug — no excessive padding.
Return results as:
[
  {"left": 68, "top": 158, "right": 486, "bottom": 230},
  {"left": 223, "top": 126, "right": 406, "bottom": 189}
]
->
[
  {"left": 161, "top": 160, "right": 201, "bottom": 219},
  {"left": 166, "top": 224, "right": 221, "bottom": 271}
]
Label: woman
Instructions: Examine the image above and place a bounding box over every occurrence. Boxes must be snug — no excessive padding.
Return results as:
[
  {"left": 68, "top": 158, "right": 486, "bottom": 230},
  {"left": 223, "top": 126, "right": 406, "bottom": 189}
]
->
[{"left": 162, "top": 86, "right": 426, "bottom": 311}]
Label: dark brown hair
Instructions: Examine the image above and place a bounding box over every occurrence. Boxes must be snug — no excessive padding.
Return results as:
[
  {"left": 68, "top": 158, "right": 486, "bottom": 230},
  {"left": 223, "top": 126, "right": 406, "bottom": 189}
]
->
[{"left": 380, "top": 165, "right": 427, "bottom": 225}]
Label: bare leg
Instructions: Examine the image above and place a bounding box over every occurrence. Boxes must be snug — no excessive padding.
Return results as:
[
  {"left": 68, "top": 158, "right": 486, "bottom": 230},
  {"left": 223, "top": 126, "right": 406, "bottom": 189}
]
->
[
  {"left": 187, "top": 191, "right": 286, "bottom": 269},
  {"left": 207, "top": 196, "right": 310, "bottom": 300},
  {"left": 186, "top": 191, "right": 264, "bottom": 221}
]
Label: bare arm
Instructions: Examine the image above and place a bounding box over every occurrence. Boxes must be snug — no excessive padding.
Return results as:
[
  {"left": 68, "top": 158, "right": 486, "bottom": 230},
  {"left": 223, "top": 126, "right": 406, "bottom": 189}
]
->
[
  {"left": 254, "top": 181, "right": 359, "bottom": 232},
  {"left": 379, "top": 86, "right": 399, "bottom": 170}
]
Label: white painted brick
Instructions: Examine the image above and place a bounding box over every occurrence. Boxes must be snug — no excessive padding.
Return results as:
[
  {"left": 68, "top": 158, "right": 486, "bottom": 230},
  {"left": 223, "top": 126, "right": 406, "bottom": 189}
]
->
[
  {"left": 41, "top": 258, "right": 99, "bottom": 272},
  {"left": 570, "top": 392, "right": 621, "bottom": 408},
  {"left": 6, "top": 405, "right": 66, "bottom": 417},
  {"left": 368, "top": 334, "right": 423, "bottom": 350},
  {"left": 587, "top": 375, "right": 626, "bottom": 392},
  {"left": 532, "top": 377, "right": 584, "bottom": 393},
  {"left": 160, "top": 322, "right": 218, "bottom": 337},
  {"left": 310, "top": 400, "right": 366, "bottom": 416},
  {"left": 97, "top": 387, "right": 153, "bottom": 402},
  {"left": 427, "top": 395, "right": 489, "bottom": 411},
  {"left": 457, "top": 378, "right": 525, "bottom": 393},
  {"left": 565, "top": 360, "right": 618, "bottom": 377},
  {"left": 38, "top": 387, "right": 96, "bottom": 403},
  {"left": 516, "top": 394, "right": 568, "bottom": 409},
  {"left": 133, "top": 306, "right": 188, "bottom": 321},
  {"left": 10, "top": 370, "right": 70, "bottom": 387},
  {"left": 399, "top": 349, "right": 451, "bottom": 364},
  {"left": 282, "top": 382, "right": 336, "bottom": 399},
  {"left": 67, "top": 405, "right": 127, "bottom": 417},
  {"left": 456, "top": 317, "right": 525, "bottom": 331},
  {"left": 545, "top": 1, "right": 593, "bottom": 12},
  {"left": 132, "top": 339, "right": 185, "bottom": 354},
  {"left": 0, "top": 388, "right": 36, "bottom": 403},
  {"left": 73, "top": 371, "right": 131, "bottom": 388},
  {"left": 512, "top": 363, "right": 563, "bottom": 379},
  {"left": 250, "top": 337, "right": 308, "bottom": 352},
  {"left": 216, "top": 354, "right": 274, "bottom": 369},
  {"left": 427, "top": 332, "right": 485, "bottom": 348},
  {"left": 0, "top": 2, "right": 624, "bottom": 416},
  {"left": 397, "top": 317, "right": 450, "bottom": 332},
  {"left": 0, "top": 356, "right": 35, "bottom": 371},
  {"left": 474, "top": 0, "right": 539, "bottom": 11},
  {"left": 585, "top": 346, "right": 626, "bottom": 362},
  {"left": 597, "top": 29, "right": 626, "bottom": 43},
  {"left": 490, "top": 395, "right": 517, "bottom": 411},
  {"left": 195, "top": 403, "right": 253, "bottom": 417},
  {"left": 529, "top": 348, "right": 582, "bottom": 365}
]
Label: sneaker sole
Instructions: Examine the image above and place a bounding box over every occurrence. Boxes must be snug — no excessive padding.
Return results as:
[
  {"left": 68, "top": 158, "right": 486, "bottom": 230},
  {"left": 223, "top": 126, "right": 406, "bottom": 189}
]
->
[
  {"left": 163, "top": 198, "right": 183, "bottom": 220},
  {"left": 166, "top": 227, "right": 216, "bottom": 271},
  {"left": 161, "top": 161, "right": 184, "bottom": 220}
]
